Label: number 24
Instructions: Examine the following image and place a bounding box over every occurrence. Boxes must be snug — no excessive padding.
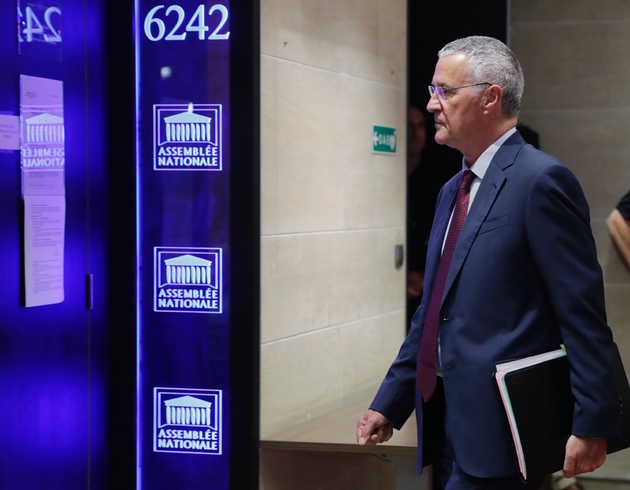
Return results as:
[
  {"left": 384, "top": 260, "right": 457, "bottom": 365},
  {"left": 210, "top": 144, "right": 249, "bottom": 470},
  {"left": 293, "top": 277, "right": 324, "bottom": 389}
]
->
[{"left": 144, "top": 4, "right": 229, "bottom": 41}]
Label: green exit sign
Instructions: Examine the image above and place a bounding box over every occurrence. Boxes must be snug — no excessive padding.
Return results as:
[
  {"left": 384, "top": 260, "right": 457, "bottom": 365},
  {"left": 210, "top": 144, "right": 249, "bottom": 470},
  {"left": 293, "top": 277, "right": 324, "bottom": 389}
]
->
[{"left": 372, "top": 125, "right": 397, "bottom": 154}]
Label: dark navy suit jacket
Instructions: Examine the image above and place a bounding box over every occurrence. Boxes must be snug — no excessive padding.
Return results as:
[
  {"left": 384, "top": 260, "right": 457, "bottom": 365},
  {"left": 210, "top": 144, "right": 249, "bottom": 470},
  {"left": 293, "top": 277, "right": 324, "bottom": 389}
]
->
[{"left": 370, "top": 131, "right": 620, "bottom": 478}]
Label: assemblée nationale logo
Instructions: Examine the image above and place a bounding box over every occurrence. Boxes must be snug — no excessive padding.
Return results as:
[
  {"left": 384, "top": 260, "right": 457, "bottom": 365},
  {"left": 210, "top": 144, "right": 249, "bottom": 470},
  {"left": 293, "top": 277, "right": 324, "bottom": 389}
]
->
[
  {"left": 153, "top": 103, "right": 222, "bottom": 171},
  {"left": 154, "top": 387, "right": 222, "bottom": 455},
  {"left": 154, "top": 247, "right": 223, "bottom": 314},
  {"left": 21, "top": 113, "right": 65, "bottom": 168}
]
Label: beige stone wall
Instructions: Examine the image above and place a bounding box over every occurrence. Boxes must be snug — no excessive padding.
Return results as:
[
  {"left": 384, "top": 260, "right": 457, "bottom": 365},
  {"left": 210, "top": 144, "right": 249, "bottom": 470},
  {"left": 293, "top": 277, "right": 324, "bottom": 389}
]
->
[
  {"left": 260, "top": 0, "right": 407, "bottom": 438},
  {"left": 511, "top": 0, "right": 630, "bottom": 480}
]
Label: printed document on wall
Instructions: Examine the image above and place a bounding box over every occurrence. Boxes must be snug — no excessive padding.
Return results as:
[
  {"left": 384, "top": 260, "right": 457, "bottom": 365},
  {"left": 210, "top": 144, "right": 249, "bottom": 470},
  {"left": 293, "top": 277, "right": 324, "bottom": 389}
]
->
[
  {"left": 23, "top": 195, "right": 65, "bottom": 306},
  {"left": 19, "top": 75, "right": 66, "bottom": 306}
]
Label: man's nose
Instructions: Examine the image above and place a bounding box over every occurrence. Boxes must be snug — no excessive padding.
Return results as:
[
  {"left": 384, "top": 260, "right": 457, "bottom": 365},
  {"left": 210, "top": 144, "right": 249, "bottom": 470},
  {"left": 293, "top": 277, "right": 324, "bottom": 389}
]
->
[{"left": 427, "top": 93, "right": 440, "bottom": 113}]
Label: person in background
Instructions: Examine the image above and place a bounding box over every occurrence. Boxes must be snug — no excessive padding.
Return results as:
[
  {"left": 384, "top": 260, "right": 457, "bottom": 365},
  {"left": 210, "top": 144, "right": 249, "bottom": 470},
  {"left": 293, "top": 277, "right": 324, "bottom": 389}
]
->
[
  {"left": 406, "top": 106, "right": 429, "bottom": 317},
  {"left": 357, "top": 35, "right": 619, "bottom": 490},
  {"left": 607, "top": 190, "right": 630, "bottom": 272}
]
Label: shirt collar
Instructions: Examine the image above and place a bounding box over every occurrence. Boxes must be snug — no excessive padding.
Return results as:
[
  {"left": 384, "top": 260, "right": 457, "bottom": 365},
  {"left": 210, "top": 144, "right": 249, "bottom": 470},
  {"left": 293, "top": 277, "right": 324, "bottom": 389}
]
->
[{"left": 462, "top": 127, "right": 517, "bottom": 179}]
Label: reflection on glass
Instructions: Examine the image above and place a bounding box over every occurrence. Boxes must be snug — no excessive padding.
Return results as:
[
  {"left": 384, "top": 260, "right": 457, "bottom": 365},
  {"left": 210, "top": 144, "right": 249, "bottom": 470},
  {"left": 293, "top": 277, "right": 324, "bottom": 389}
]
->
[
  {"left": 17, "top": 0, "right": 62, "bottom": 61},
  {"left": 19, "top": 75, "right": 66, "bottom": 307}
]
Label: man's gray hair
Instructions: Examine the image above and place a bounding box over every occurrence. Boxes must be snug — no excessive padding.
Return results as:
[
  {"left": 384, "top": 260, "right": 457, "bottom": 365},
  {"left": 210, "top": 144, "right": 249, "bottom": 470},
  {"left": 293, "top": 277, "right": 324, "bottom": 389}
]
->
[{"left": 438, "top": 36, "right": 524, "bottom": 118}]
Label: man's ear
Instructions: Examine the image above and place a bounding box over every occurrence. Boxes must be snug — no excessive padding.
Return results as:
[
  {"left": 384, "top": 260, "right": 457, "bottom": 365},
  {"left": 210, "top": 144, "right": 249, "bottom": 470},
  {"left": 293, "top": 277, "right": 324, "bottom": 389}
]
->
[{"left": 482, "top": 84, "right": 503, "bottom": 114}]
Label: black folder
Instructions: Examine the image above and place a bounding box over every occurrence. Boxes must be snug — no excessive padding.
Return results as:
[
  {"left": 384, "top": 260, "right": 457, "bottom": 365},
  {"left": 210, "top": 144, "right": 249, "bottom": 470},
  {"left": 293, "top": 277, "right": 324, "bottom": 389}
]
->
[{"left": 495, "top": 343, "right": 630, "bottom": 481}]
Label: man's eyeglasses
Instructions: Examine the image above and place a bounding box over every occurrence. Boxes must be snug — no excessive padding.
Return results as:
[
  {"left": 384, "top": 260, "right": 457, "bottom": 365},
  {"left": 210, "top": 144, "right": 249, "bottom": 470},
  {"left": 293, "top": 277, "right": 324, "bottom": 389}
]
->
[{"left": 428, "top": 83, "right": 491, "bottom": 100}]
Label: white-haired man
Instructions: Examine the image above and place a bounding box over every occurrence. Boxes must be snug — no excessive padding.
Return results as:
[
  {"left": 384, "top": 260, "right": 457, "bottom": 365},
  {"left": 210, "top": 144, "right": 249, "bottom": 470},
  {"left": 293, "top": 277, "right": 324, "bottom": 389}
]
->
[{"left": 357, "top": 36, "right": 619, "bottom": 490}]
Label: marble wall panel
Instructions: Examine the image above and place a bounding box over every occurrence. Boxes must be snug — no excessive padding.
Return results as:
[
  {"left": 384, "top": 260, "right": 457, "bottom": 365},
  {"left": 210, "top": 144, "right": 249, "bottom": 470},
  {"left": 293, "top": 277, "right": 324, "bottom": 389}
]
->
[
  {"left": 261, "top": 0, "right": 406, "bottom": 86},
  {"left": 512, "top": 22, "right": 630, "bottom": 112},
  {"left": 261, "top": 229, "right": 404, "bottom": 344},
  {"left": 260, "top": 0, "right": 407, "bottom": 440},
  {"left": 511, "top": 0, "right": 630, "bottom": 23},
  {"left": 517, "top": 110, "right": 630, "bottom": 220},
  {"left": 260, "top": 312, "right": 404, "bottom": 437},
  {"left": 261, "top": 326, "right": 343, "bottom": 437}
]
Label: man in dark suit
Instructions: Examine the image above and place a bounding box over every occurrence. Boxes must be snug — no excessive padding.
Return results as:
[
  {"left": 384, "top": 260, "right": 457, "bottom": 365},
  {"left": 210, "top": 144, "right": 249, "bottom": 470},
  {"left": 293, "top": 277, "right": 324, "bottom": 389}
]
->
[{"left": 356, "top": 36, "right": 619, "bottom": 489}]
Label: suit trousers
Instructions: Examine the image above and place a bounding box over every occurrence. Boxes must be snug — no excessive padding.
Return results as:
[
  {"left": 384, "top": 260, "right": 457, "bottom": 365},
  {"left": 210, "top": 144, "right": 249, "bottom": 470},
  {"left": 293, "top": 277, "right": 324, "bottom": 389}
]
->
[{"left": 425, "top": 377, "right": 545, "bottom": 490}]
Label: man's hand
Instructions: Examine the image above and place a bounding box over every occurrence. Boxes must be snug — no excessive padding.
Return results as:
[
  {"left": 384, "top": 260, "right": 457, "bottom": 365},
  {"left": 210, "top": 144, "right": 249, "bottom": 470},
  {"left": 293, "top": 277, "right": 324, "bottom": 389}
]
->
[
  {"left": 356, "top": 409, "right": 394, "bottom": 446},
  {"left": 563, "top": 435, "right": 607, "bottom": 478}
]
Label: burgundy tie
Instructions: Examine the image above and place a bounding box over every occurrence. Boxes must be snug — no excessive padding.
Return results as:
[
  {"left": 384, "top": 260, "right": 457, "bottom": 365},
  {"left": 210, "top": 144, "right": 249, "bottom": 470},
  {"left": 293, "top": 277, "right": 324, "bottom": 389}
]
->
[{"left": 416, "top": 169, "right": 475, "bottom": 402}]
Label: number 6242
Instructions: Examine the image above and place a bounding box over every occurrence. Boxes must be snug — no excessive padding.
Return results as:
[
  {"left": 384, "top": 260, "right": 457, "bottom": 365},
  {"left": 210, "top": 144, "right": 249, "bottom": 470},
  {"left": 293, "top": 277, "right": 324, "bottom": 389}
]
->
[{"left": 144, "top": 4, "right": 230, "bottom": 42}]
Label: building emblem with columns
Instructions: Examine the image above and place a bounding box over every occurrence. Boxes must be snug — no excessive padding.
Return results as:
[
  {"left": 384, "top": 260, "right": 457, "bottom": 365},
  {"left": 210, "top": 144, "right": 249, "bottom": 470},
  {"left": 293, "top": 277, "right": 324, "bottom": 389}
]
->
[
  {"left": 162, "top": 395, "right": 215, "bottom": 428},
  {"left": 24, "top": 113, "right": 65, "bottom": 144},
  {"left": 153, "top": 103, "right": 222, "bottom": 171},
  {"left": 163, "top": 111, "right": 212, "bottom": 143},
  {"left": 154, "top": 247, "right": 223, "bottom": 314},
  {"left": 162, "top": 254, "right": 214, "bottom": 287},
  {"left": 154, "top": 388, "right": 222, "bottom": 455}
]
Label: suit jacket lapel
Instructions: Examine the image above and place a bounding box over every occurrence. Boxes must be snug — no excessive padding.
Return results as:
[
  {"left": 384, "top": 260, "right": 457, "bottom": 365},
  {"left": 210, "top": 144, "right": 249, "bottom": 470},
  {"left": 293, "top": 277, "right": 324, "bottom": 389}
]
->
[{"left": 441, "top": 132, "right": 525, "bottom": 302}]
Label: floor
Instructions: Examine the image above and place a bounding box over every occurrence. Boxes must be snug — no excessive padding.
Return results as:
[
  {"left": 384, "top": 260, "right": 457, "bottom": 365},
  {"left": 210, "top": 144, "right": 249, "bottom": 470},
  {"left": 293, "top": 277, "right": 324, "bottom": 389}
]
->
[{"left": 579, "top": 480, "right": 630, "bottom": 490}]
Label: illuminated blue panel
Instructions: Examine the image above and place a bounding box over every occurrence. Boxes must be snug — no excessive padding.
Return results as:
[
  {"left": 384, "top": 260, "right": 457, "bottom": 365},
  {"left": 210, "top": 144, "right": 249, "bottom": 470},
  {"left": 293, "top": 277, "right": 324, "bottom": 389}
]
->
[
  {"left": 0, "top": 0, "right": 107, "bottom": 488},
  {"left": 134, "top": 1, "right": 230, "bottom": 488}
]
